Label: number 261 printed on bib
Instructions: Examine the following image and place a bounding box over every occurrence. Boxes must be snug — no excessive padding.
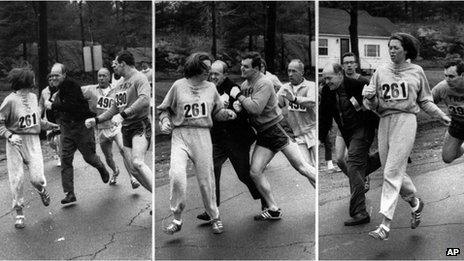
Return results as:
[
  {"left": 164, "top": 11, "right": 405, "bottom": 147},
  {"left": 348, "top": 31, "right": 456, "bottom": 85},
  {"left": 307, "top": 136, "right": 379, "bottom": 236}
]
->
[{"left": 381, "top": 81, "right": 408, "bottom": 101}]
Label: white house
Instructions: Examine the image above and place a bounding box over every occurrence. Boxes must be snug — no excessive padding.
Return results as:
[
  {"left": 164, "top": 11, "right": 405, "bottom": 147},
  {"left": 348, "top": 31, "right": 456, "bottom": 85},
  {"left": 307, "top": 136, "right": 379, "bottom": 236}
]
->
[{"left": 317, "top": 7, "right": 398, "bottom": 73}]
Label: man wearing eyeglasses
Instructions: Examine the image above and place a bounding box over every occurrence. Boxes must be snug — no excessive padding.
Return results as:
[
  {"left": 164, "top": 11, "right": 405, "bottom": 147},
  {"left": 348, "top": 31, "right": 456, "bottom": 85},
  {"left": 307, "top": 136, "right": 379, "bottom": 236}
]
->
[
  {"left": 432, "top": 59, "right": 464, "bottom": 164},
  {"left": 335, "top": 53, "right": 371, "bottom": 179}
]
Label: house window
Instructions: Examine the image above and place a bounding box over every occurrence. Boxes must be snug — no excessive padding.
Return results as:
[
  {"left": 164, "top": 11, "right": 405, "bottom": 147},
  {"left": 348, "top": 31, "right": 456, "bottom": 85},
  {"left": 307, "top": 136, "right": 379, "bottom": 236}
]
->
[
  {"left": 364, "top": 44, "right": 380, "bottom": 57},
  {"left": 319, "top": 39, "right": 328, "bottom": 56}
]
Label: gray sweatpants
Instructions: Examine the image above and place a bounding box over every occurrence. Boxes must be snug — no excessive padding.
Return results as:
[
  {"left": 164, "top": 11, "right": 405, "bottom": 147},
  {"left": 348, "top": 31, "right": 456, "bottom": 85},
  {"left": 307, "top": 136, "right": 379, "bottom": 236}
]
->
[
  {"left": 6, "top": 134, "right": 46, "bottom": 209},
  {"left": 378, "top": 113, "right": 417, "bottom": 220},
  {"left": 169, "top": 127, "right": 219, "bottom": 220}
]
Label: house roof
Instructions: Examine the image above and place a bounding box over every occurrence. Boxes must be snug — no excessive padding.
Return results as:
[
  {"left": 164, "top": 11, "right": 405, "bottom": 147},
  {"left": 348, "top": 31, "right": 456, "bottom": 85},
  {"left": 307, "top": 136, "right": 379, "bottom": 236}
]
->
[{"left": 319, "top": 7, "right": 398, "bottom": 38}]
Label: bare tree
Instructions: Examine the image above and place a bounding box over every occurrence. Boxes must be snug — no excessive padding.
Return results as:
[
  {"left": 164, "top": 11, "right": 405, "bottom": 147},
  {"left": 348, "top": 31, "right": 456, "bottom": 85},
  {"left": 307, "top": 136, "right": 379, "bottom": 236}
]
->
[
  {"left": 38, "top": 1, "right": 48, "bottom": 95},
  {"left": 264, "top": 2, "right": 276, "bottom": 73},
  {"left": 211, "top": 2, "right": 217, "bottom": 57}
]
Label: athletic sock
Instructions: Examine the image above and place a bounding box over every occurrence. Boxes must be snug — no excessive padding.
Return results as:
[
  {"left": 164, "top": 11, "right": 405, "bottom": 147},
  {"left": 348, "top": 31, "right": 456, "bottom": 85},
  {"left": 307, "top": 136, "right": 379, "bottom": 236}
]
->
[{"left": 411, "top": 198, "right": 420, "bottom": 212}]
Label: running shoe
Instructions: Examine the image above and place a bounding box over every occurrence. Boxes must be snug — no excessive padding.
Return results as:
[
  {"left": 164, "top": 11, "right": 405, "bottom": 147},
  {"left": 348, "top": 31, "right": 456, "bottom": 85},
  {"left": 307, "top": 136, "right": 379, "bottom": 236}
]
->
[
  {"left": 109, "top": 167, "right": 119, "bottom": 185},
  {"left": 38, "top": 188, "right": 50, "bottom": 206},
  {"left": 254, "top": 208, "right": 282, "bottom": 221},
  {"left": 163, "top": 220, "right": 182, "bottom": 235},
  {"left": 368, "top": 225, "right": 389, "bottom": 240},
  {"left": 211, "top": 218, "right": 224, "bottom": 234},
  {"left": 54, "top": 155, "right": 61, "bottom": 167},
  {"left": 131, "top": 179, "right": 140, "bottom": 189},
  {"left": 364, "top": 176, "right": 370, "bottom": 192},
  {"left": 99, "top": 168, "right": 110, "bottom": 183},
  {"left": 15, "top": 215, "right": 25, "bottom": 229},
  {"left": 196, "top": 211, "right": 210, "bottom": 221},
  {"left": 61, "top": 191, "right": 76, "bottom": 204},
  {"left": 411, "top": 197, "right": 424, "bottom": 229}
]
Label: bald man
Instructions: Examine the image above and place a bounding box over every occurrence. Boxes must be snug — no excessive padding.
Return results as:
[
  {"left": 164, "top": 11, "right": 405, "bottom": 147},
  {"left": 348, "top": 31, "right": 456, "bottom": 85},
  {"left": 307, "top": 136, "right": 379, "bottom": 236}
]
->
[
  {"left": 196, "top": 60, "right": 265, "bottom": 221},
  {"left": 81, "top": 68, "right": 141, "bottom": 189},
  {"left": 51, "top": 63, "right": 110, "bottom": 204},
  {"left": 277, "top": 59, "right": 317, "bottom": 167},
  {"left": 320, "top": 63, "right": 380, "bottom": 226}
]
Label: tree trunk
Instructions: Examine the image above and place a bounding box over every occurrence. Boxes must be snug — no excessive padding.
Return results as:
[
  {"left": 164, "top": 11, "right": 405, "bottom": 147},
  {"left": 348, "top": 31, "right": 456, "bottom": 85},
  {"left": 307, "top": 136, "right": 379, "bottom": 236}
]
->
[
  {"left": 211, "top": 2, "right": 217, "bottom": 58},
  {"left": 38, "top": 1, "right": 48, "bottom": 95},
  {"left": 264, "top": 2, "right": 276, "bottom": 73},
  {"left": 280, "top": 32, "right": 284, "bottom": 73},
  {"left": 348, "top": 2, "right": 360, "bottom": 70},
  {"left": 308, "top": 2, "right": 312, "bottom": 73},
  {"left": 22, "top": 42, "right": 27, "bottom": 61},
  {"left": 248, "top": 34, "right": 253, "bottom": 51},
  {"left": 79, "top": 2, "right": 85, "bottom": 71}
]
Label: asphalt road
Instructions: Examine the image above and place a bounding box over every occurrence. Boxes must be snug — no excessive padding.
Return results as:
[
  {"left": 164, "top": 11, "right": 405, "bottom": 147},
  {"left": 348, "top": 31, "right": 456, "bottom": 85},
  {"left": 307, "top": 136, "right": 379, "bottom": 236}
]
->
[
  {"left": 154, "top": 151, "right": 316, "bottom": 260},
  {"left": 0, "top": 144, "right": 152, "bottom": 260},
  {"left": 319, "top": 159, "right": 464, "bottom": 260}
]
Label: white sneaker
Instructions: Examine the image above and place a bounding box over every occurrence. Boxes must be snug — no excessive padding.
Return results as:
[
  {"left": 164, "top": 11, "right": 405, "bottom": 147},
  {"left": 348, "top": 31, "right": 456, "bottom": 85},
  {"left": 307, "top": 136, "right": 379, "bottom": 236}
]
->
[{"left": 54, "top": 155, "right": 61, "bottom": 167}]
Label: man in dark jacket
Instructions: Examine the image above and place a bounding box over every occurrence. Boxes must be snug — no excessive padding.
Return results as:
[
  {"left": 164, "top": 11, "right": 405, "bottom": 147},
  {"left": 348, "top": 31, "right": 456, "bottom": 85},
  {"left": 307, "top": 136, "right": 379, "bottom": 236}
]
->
[
  {"left": 196, "top": 60, "right": 265, "bottom": 221},
  {"left": 51, "top": 63, "right": 110, "bottom": 204},
  {"left": 320, "top": 63, "right": 380, "bottom": 226}
]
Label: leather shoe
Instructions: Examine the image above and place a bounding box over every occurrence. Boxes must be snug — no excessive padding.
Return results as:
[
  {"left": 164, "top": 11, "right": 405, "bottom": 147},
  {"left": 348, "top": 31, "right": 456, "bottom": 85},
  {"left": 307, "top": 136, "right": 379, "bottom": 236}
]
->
[
  {"left": 61, "top": 192, "right": 76, "bottom": 204},
  {"left": 344, "top": 213, "right": 370, "bottom": 226}
]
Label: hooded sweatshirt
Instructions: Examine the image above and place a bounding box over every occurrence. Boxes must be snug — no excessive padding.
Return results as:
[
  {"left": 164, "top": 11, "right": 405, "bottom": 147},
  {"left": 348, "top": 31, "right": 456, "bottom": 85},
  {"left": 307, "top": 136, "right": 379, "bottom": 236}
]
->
[{"left": 363, "top": 61, "right": 446, "bottom": 119}]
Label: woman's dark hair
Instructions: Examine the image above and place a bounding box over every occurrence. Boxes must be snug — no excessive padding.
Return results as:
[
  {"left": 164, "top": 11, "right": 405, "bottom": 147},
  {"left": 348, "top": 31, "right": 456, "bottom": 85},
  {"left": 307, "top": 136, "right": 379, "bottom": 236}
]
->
[
  {"left": 9, "top": 67, "right": 35, "bottom": 91},
  {"left": 184, "top": 52, "right": 212, "bottom": 78},
  {"left": 389, "top": 33, "right": 419, "bottom": 60}
]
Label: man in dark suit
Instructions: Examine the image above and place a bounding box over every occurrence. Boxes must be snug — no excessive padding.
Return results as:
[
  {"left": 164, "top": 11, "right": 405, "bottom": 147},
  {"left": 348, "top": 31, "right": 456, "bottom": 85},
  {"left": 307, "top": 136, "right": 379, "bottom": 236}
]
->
[
  {"left": 196, "top": 60, "right": 266, "bottom": 221},
  {"left": 320, "top": 63, "right": 380, "bottom": 226},
  {"left": 51, "top": 63, "right": 110, "bottom": 205}
]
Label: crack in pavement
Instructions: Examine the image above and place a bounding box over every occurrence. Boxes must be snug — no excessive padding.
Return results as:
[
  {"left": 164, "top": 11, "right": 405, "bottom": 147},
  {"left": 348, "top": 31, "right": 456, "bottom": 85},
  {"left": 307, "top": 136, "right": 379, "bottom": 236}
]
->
[
  {"left": 67, "top": 227, "right": 149, "bottom": 260},
  {"left": 128, "top": 204, "right": 151, "bottom": 226},
  {"left": 427, "top": 190, "right": 464, "bottom": 205},
  {"left": 155, "top": 240, "right": 314, "bottom": 250},
  {"left": 320, "top": 222, "right": 464, "bottom": 238},
  {"left": 155, "top": 191, "right": 246, "bottom": 222},
  {"left": 0, "top": 197, "right": 35, "bottom": 220},
  {"left": 67, "top": 233, "right": 116, "bottom": 260}
]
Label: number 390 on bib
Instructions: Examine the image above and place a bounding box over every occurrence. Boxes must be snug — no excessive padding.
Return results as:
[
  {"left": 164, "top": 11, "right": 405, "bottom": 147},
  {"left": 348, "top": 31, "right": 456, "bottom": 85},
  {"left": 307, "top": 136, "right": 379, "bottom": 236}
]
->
[
  {"left": 381, "top": 81, "right": 408, "bottom": 101},
  {"left": 183, "top": 102, "right": 207, "bottom": 119}
]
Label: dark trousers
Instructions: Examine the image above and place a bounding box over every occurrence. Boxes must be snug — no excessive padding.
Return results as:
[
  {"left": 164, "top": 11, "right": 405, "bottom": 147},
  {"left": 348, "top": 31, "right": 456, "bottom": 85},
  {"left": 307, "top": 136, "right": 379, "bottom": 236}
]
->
[
  {"left": 60, "top": 121, "right": 107, "bottom": 193},
  {"left": 344, "top": 126, "right": 381, "bottom": 217},
  {"left": 213, "top": 139, "right": 262, "bottom": 206}
]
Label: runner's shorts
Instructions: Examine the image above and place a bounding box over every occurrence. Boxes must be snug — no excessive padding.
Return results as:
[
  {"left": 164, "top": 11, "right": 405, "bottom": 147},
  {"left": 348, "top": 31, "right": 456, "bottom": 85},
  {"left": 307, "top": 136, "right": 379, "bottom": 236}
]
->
[
  {"left": 295, "top": 128, "right": 317, "bottom": 148},
  {"left": 95, "top": 126, "right": 119, "bottom": 144},
  {"left": 256, "top": 122, "right": 291, "bottom": 153},
  {"left": 121, "top": 118, "right": 152, "bottom": 148},
  {"left": 449, "top": 120, "right": 464, "bottom": 140}
]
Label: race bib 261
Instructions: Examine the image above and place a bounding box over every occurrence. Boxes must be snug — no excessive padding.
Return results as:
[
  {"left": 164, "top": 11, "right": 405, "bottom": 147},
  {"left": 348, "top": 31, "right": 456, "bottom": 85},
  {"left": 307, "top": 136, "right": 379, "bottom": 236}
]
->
[
  {"left": 381, "top": 81, "right": 408, "bottom": 101},
  {"left": 183, "top": 102, "right": 208, "bottom": 119},
  {"left": 18, "top": 113, "right": 38, "bottom": 129}
]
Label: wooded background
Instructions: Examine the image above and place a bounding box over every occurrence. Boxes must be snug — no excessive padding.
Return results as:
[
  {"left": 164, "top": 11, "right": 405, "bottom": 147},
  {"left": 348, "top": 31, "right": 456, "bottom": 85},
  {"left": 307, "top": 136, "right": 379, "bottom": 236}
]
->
[
  {"left": 155, "top": 1, "right": 315, "bottom": 79},
  {"left": 0, "top": 1, "right": 152, "bottom": 89},
  {"left": 321, "top": 1, "right": 464, "bottom": 68}
]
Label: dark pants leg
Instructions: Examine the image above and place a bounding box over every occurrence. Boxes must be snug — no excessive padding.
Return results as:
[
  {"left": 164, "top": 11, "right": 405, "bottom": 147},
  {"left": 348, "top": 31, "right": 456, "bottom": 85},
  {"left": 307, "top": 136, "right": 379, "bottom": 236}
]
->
[
  {"left": 346, "top": 127, "right": 376, "bottom": 217},
  {"left": 60, "top": 123, "right": 78, "bottom": 193},
  {"left": 213, "top": 143, "right": 229, "bottom": 206},
  {"left": 227, "top": 141, "right": 263, "bottom": 201},
  {"left": 366, "top": 152, "right": 381, "bottom": 175},
  {"left": 324, "top": 133, "right": 332, "bottom": 161},
  {"left": 60, "top": 122, "right": 107, "bottom": 193},
  {"left": 77, "top": 126, "right": 107, "bottom": 175}
]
